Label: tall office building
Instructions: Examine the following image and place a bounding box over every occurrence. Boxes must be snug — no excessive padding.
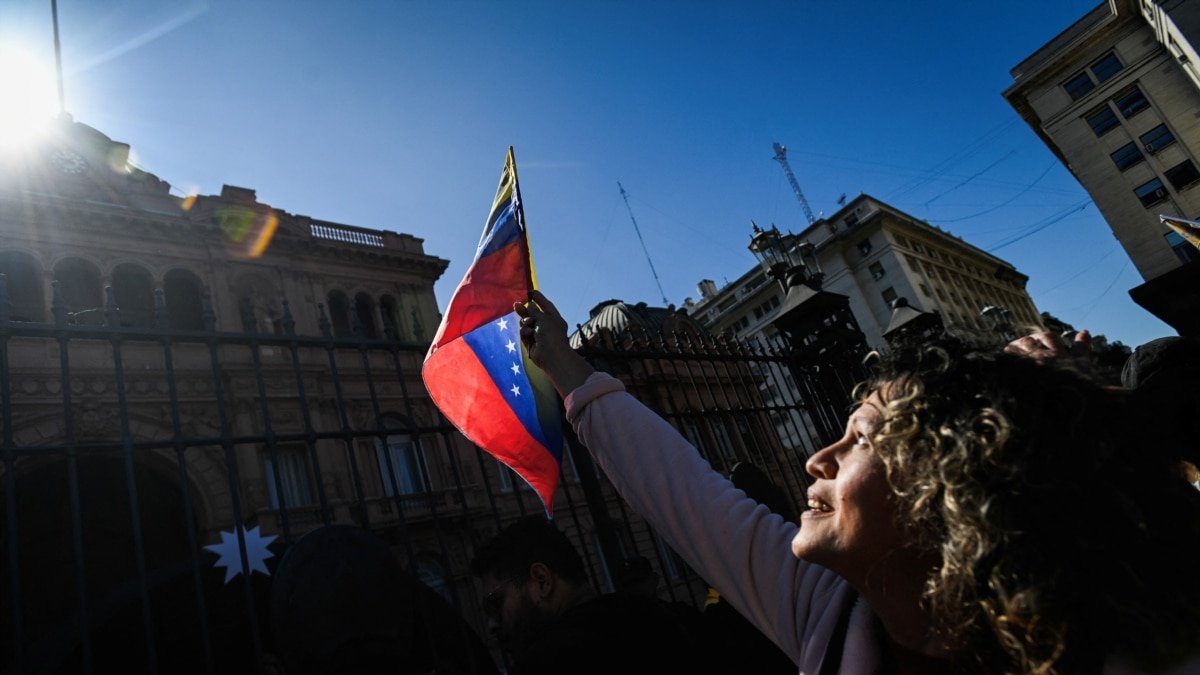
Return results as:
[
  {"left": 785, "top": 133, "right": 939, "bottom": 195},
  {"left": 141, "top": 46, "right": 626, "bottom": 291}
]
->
[
  {"left": 1004, "top": 0, "right": 1200, "bottom": 332},
  {"left": 684, "top": 194, "right": 1041, "bottom": 350}
]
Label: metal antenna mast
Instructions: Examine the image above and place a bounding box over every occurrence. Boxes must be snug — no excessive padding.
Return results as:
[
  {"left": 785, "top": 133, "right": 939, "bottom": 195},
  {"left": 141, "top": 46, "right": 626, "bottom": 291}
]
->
[
  {"left": 617, "top": 181, "right": 670, "bottom": 306},
  {"left": 772, "top": 142, "right": 816, "bottom": 225}
]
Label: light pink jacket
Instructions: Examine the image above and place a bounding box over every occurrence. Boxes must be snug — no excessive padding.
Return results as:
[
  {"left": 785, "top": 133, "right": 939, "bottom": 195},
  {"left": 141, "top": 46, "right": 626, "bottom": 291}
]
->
[{"left": 565, "top": 372, "right": 882, "bottom": 674}]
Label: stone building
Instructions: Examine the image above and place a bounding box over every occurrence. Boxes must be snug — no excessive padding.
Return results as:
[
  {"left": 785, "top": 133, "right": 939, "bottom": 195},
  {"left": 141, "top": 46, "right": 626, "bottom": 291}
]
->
[
  {"left": 1004, "top": 0, "right": 1200, "bottom": 333},
  {"left": 685, "top": 194, "right": 1042, "bottom": 351}
]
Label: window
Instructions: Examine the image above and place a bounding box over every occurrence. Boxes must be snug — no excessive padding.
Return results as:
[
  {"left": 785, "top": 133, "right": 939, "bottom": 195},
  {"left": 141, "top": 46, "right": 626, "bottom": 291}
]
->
[
  {"left": 1063, "top": 71, "right": 1095, "bottom": 100},
  {"left": 377, "top": 433, "right": 431, "bottom": 496},
  {"left": 881, "top": 287, "right": 897, "bottom": 305},
  {"left": 354, "top": 292, "right": 379, "bottom": 338},
  {"left": 264, "top": 445, "right": 312, "bottom": 508},
  {"left": 1165, "top": 160, "right": 1200, "bottom": 191},
  {"left": 1135, "top": 177, "right": 1169, "bottom": 207},
  {"left": 869, "top": 261, "right": 885, "bottom": 280},
  {"left": 1091, "top": 52, "right": 1123, "bottom": 82},
  {"left": 0, "top": 252, "right": 44, "bottom": 322},
  {"left": 919, "top": 283, "right": 930, "bottom": 297},
  {"left": 379, "top": 294, "right": 403, "bottom": 339},
  {"left": 1141, "top": 124, "right": 1176, "bottom": 154},
  {"left": 164, "top": 269, "right": 204, "bottom": 330},
  {"left": 112, "top": 264, "right": 155, "bottom": 328},
  {"left": 1085, "top": 105, "right": 1119, "bottom": 137},
  {"left": 1110, "top": 142, "right": 1145, "bottom": 171},
  {"left": 1166, "top": 231, "right": 1200, "bottom": 263},
  {"left": 856, "top": 238, "right": 872, "bottom": 256},
  {"left": 326, "top": 291, "right": 352, "bottom": 337},
  {"left": 54, "top": 258, "right": 102, "bottom": 322},
  {"left": 844, "top": 213, "right": 860, "bottom": 228},
  {"left": 1115, "top": 87, "right": 1149, "bottom": 119}
]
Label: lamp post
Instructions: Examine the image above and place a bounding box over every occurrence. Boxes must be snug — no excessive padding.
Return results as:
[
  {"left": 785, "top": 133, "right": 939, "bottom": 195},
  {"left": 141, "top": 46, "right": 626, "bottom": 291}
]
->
[
  {"left": 980, "top": 305, "right": 1016, "bottom": 343},
  {"left": 749, "top": 223, "right": 869, "bottom": 444}
]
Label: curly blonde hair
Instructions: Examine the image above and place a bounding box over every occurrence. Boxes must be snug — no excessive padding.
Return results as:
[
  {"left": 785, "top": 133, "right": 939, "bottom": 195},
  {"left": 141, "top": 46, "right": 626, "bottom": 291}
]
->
[{"left": 863, "top": 338, "right": 1200, "bottom": 674}]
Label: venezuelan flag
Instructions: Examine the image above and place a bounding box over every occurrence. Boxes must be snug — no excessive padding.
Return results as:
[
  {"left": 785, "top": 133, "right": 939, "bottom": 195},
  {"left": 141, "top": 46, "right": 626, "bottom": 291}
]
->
[{"left": 422, "top": 147, "right": 564, "bottom": 515}]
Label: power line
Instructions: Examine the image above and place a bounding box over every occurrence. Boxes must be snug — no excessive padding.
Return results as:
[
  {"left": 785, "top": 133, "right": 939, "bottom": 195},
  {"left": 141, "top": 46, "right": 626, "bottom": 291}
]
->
[
  {"left": 930, "top": 159, "right": 1058, "bottom": 224},
  {"left": 617, "top": 181, "right": 670, "bottom": 306},
  {"left": 986, "top": 199, "right": 1091, "bottom": 252}
]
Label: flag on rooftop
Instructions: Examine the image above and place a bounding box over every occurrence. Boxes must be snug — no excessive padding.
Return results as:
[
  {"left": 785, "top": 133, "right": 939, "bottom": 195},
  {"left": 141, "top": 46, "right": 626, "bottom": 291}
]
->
[{"left": 422, "top": 147, "right": 564, "bottom": 515}]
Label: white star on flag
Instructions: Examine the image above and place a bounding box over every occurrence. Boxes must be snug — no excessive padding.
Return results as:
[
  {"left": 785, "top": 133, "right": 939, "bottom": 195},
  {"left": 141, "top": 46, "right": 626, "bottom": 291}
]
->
[
  {"left": 497, "top": 317, "right": 509, "bottom": 331},
  {"left": 510, "top": 384, "right": 521, "bottom": 396},
  {"left": 505, "top": 339, "right": 517, "bottom": 353},
  {"left": 510, "top": 362, "right": 520, "bottom": 375}
]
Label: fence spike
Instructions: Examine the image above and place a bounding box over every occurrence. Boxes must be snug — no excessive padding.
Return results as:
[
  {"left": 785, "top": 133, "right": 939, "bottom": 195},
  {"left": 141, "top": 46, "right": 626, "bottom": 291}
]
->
[
  {"left": 50, "top": 279, "right": 67, "bottom": 325},
  {"left": 153, "top": 288, "right": 168, "bottom": 329},
  {"left": 201, "top": 291, "right": 216, "bottom": 331},
  {"left": 317, "top": 303, "right": 332, "bottom": 337},
  {"left": 239, "top": 297, "right": 257, "bottom": 334}
]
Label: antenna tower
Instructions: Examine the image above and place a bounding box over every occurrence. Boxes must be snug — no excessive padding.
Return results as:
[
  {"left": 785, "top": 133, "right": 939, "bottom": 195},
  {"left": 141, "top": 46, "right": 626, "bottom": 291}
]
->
[
  {"left": 617, "top": 182, "right": 670, "bottom": 306},
  {"left": 772, "top": 142, "right": 816, "bottom": 225}
]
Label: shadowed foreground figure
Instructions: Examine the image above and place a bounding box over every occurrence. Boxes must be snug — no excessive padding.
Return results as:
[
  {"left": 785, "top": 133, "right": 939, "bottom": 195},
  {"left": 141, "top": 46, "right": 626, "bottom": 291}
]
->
[
  {"left": 516, "top": 290, "right": 1200, "bottom": 674},
  {"left": 268, "top": 524, "right": 497, "bottom": 675},
  {"left": 470, "top": 514, "right": 711, "bottom": 675}
]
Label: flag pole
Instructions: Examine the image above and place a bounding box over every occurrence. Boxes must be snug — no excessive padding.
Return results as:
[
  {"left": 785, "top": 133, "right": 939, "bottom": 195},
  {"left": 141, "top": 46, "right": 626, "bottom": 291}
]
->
[{"left": 51, "top": 0, "right": 66, "bottom": 117}]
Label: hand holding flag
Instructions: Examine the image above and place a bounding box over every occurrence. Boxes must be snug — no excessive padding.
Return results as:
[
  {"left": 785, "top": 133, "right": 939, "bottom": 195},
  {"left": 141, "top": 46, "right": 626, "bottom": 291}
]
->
[{"left": 422, "top": 148, "right": 564, "bottom": 515}]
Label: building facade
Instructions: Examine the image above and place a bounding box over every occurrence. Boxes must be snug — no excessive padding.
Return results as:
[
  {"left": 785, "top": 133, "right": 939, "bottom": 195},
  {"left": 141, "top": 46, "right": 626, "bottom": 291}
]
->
[
  {"left": 1004, "top": 0, "right": 1200, "bottom": 281},
  {"left": 684, "top": 194, "right": 1042, "bottom": 351}
]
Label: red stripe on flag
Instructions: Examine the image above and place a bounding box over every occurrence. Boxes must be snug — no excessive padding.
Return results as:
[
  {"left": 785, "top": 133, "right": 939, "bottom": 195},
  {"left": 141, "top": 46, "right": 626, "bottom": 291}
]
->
[
  {"left": 423, "top": 338, "right": 559, "bottom": 503},
  {"left": 429, "top": 240, "right": 531, "bottom": 352}
]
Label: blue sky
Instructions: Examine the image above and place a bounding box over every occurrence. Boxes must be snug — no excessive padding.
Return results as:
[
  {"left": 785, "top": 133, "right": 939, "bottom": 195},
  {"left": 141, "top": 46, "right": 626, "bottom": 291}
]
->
[{"left": 0, "top": 0, "right": 1176, "bottom": 347}]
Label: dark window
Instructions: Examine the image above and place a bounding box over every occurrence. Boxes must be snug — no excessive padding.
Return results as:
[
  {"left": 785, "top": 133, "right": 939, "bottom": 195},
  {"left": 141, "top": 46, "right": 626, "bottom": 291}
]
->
[
  {"left": 1166, "top": 231, "right": 1200, "bottom": 263},
  {"left": 377, "top": 432, "right": 430, "bottom": 495},
  {"left": 1140, "top": 124, "right": 1176, "bottom": 154},
  {"left": 869, "top": 261, "right": 885, "bottom": 280},
  {"left": 844, "top": 213, "right": 860, "bottom": 227},
  {"left": 1086, "top": 106, "right": 1120, "bottom": 137},
  {"left": 54, "top": 258, "right": 102, "bottom": 323},
  {"left": 164, "top": 270, "right": 205, "bottom": 330},
  {"left": 1064, "top": 71, "right": 1095, "bottom": 100},
  {"left": 327, "top": 291, "right": 352, "bottom": 337},
  {"left": 0, "top": 252, "right": 44, "bottom": 322},
  {"left": 1110, "top": 142, "right": 1145, "bottom": 171},
  {"left": 1115, "top": 87, "right": 1149, "bottom": 119},
  {"left": 1165, "top": 160, "right": 1200, "bottom": 191},
  {"left": 1091, "top": 52, "right": 1123, "bottom": 82},
  {"left": 881, "top": 287, "right": 897, "bottom": 305},
  {"left": 354, "top": 292, "right": 378, "bottom": 338},
  {"left": 856, "top": 238, "right": 872, "bottom": 255},
  {"left": 1135, "top": 177, "right": 1169, "bottom": 207},
  {"left": 379, "top": 294, "right": 402, "bottom": 339},
  {"left": 112, "top": 264, "right": 155, "bottom": 328}
]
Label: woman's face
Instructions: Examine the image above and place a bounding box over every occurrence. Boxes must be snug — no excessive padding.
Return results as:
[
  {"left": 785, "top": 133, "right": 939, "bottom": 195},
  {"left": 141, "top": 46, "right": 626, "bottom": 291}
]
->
[{"left": 792, "top": 390, "right": 906, "bottom": 583}]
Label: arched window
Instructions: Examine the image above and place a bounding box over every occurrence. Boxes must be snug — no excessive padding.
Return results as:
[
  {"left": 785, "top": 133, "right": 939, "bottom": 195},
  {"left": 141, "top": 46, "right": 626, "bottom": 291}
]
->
[
  {"left": 111, "top": 263, "right": 155, "bottom": 328},
  {"left": 376, "top": 421, "right": 430, "bottom": 496},
  {"left": 163, "top": 269, "right": 204, "bottom": 330},
  {"left": 379, "top": 294, "right": 403, "bottom": 339},
  {"left": 355, "top": 292, "right": 378, "bottom": 338},
  {"left": 327, "top": 291, "right": 351, "bottom": 337},
  {"left": 0, "top": 251, "right": 44, "bottom": 322},
  {"left": 53, "top": 258, "right": 102, "bottom": 324}
]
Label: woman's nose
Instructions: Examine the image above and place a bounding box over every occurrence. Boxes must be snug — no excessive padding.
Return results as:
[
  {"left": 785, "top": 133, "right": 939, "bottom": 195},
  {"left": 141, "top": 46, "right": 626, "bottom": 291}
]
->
[{"left": 805, "top": 443, "right": 838, "bottom": 480}]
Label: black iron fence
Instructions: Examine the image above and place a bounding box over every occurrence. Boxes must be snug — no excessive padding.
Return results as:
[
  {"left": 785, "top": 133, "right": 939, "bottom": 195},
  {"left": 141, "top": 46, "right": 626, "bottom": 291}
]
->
[{"left": 0, "top": 278, "right": 861, "bottom": 675}]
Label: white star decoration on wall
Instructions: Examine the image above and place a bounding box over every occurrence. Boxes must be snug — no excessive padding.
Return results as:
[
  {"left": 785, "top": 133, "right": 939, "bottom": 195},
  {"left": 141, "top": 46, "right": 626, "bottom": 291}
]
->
[{"left": 205, "top": 525, "right": 277, "bottom": 584}]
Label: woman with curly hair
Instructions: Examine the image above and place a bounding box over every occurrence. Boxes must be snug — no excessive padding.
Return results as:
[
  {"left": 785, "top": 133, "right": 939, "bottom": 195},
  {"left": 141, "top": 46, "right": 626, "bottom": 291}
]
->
[{"left": 514, "top": 290, "right": 1200, "bottom": 674}]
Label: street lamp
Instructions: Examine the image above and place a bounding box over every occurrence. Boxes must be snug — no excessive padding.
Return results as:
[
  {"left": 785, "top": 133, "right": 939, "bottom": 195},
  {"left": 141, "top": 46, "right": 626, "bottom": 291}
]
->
[
  {"left": 748, "top": 223, "right": 869, "bottom": 444},
  {"left": 980, "top": 305, "right": 1016, "bottom": 342}
]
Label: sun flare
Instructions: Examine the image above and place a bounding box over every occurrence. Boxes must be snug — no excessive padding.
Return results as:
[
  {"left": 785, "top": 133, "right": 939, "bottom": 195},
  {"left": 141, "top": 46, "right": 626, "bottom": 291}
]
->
[{"left": 0, "top": 46, "right": 59, "bottom": 151}]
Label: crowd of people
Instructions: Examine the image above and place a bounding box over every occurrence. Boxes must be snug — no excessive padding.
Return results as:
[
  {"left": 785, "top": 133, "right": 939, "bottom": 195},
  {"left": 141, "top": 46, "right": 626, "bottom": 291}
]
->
[{"left": 500, "top": 290, "right": 1200, "bottom": 674}]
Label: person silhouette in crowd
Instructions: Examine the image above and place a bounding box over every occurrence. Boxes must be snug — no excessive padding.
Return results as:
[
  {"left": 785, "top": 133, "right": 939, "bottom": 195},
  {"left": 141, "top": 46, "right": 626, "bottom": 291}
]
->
[
  {"left": 470, "top": 514, "right": 711, "bottom": 675},
  {"left": 516, "top": 290, "right": 1200, "bottom": 674},
  {"left": 268, "top": 524, "right": 497, "bottom": 675},
  {"left": 700, "top": 462, "right": 797, "bottom": 675}
]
